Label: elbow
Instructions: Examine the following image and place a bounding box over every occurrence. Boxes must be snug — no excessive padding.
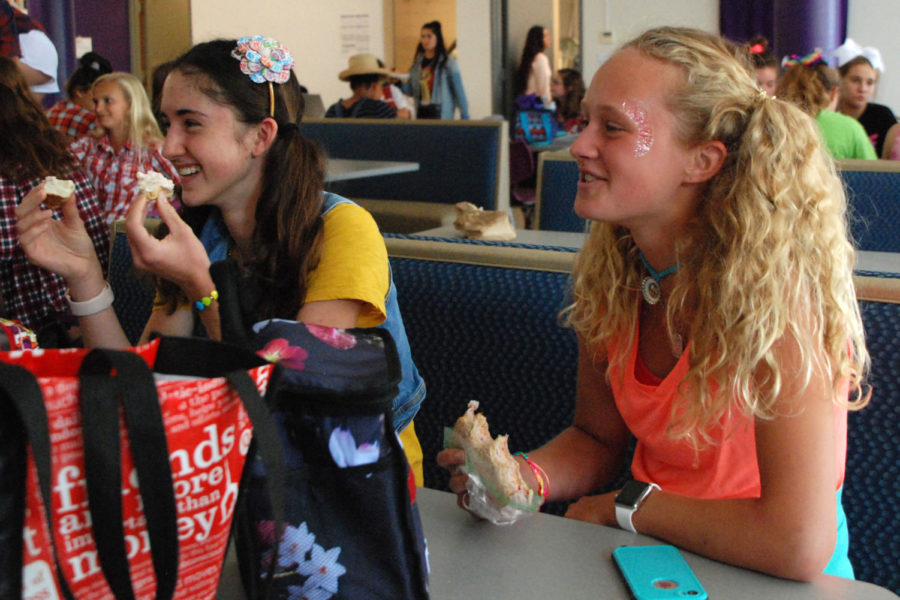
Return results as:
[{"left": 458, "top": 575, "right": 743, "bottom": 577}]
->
[{"left": 762, "top": 525, "right": 836, "bottom": 581}]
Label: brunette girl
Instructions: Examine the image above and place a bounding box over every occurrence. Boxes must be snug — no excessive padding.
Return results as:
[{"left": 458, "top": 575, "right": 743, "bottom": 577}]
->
[{"left": 17, "top": 37, "right": 426, "bottom": 481}]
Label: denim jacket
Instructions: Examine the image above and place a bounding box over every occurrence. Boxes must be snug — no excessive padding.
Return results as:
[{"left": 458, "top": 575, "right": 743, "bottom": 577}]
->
[
  {"left": 198, "top": 193, "right": 425, "bottom": 433},
  {"left": 402, "top": 54, "right": 469, "bottom": 120}
]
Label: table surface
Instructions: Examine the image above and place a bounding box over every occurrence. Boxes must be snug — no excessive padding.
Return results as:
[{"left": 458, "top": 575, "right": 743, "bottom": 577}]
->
[
  {"left": 325, "top": 158, "right": 420, "bottom": 182},
  {"left": 417, "top": 487, "right": 898, "bottom": 600},
  {"left": 411, "top": 227, "right": 900, "bottom": 275}
]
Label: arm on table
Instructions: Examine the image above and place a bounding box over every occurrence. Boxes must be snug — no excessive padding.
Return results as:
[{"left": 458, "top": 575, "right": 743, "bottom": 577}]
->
[{"left": 576, "top": 327, "right": 842, "bottom": 581}]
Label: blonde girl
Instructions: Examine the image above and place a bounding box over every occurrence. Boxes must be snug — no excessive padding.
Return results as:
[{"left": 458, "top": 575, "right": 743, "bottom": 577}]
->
[
  {"left": 71, "top": 71, "right": 179, "bottom": 224},
  {"left": 439, "top": 26, "right": 867, "bottom": 581}
]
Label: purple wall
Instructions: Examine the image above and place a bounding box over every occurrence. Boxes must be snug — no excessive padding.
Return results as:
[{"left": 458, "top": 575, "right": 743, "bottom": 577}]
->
[{"left": 71, "top": 0, "right": 131, "bottom": 72}]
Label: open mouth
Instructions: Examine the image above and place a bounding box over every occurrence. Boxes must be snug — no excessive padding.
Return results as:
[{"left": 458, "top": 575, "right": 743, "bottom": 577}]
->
[{"left": 177, "top": 166, "right": 200, "bottom": 177}]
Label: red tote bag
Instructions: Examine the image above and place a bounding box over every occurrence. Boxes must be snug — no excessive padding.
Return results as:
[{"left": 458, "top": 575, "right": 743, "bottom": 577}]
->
[{"left": 0, "top": 337, "right": 278, "bottom": 600}]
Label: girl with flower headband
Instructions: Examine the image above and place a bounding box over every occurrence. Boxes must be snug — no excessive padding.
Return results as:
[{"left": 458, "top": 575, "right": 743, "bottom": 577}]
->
[
  {"left": 777, "top": 52, "right": 877, "bottom": 160},
  {"left": 742, "top": 36, "right": 779, "bottom": 96},
  {"left": 833, "top": 38, "right": 897, "bottom": 157},
  {"left": 439, "top": 26, "right": 868, "bottom": 580},
  {"left": 15, "top": 36, "right": 427, "bottom": 481}
]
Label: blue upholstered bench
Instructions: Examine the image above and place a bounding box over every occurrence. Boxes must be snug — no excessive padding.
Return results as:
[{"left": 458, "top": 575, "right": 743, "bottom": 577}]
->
[
  {"left": 837, "top": 159, "right": 900, "bottom": 253},
  {"left": 300, "top": 118, "right": 509, "bottom": 233},
  {"left": 534, "top": 150, "right": 585, "bottom": 233},
  {"left": 385, "top": 235, "right": 900, "bottom": 593}
]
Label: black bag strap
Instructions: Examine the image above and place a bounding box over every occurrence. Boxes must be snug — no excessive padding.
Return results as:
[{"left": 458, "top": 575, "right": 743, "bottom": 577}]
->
[
  {"left": 0, "top": 362, "right": 76, "bottom": 600},
  {"left": 79, "top": 349, "right": 178, "bottom": 600}
]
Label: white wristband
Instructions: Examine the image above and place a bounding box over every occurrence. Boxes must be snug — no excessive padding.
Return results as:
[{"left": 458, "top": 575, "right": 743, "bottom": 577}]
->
[{"left": 66, "top": 282, "right": 115, "bottom": 317}]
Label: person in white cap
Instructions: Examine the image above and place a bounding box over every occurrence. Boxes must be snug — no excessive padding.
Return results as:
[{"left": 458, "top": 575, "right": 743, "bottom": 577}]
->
[
  {"left": 325, "top": 53, "right": 397, "bottom": 119},
  {"left": 833, "top": 38, "right": 897, "bottom": 157}
]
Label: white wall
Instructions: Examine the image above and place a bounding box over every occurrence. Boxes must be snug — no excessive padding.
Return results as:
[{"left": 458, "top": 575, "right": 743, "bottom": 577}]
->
[
  {"left": 847, "top": 0, "right": 900, "bottom": 114},
  {"left": 191, "top": 1, "right": 385, "bottom": 112},
  {"left": 190, "top": 0, "right": 493, "bottom": 119},
  {"left": 581, "top": 0, "right": 719, "bottom": 78}
]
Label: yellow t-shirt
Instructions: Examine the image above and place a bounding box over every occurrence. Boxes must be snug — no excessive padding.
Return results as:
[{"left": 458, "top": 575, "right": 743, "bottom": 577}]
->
[
  {"left": 305, "top": 201, "right": 389, "bottom": 327},
  {"left": 153, "top": 202, "right": 389, "bottom": 324}
]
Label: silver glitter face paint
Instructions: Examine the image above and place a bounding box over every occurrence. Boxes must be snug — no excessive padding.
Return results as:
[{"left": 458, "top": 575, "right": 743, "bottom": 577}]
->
[{"left": 621, "top": 101, "right": 654, "bottom": 157}]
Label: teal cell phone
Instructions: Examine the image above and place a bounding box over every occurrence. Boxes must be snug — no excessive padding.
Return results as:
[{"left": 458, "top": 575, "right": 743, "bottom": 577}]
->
[{"left": 612, "top": 545, "right": 708, "bottom": 600}]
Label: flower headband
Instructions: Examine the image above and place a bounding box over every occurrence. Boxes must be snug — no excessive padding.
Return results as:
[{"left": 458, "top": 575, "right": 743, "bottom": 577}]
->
[
  {"left": 833, "top": 38, "right": 884, "bottom": 73},
  {"left": 781, "top": 52, "right": 826, "bottom": 69},
  {"left": 231, "top": 36, "right": 294, "bottom": 117}
]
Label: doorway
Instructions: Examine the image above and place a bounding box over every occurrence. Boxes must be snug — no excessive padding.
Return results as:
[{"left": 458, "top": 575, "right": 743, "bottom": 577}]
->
[{"left": 129, "top": 0, "right": 192, "bottom": 90}]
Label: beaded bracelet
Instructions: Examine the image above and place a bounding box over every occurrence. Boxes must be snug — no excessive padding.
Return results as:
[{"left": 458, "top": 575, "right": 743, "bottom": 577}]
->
[
  {"left": 195, "top": 290, "right": 219, "bottom": 311},
  {"left": 514, "top": 451, "right": 550, "bottom": 503}
]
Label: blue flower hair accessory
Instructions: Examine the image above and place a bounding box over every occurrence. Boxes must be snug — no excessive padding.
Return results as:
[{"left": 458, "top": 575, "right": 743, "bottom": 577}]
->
[{"left": 231, "top": 35, "right": 294, "bottom": 84}]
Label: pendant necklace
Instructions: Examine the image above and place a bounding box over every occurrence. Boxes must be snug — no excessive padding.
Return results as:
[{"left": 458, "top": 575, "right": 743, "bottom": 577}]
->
[{"left": 638, "top": 251, "right": 678, "bottom": 305}]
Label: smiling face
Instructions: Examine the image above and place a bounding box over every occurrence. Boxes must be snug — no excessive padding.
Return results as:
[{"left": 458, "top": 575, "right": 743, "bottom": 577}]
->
[
  {"left": 159, "top": 70, "right": 265, "bottom": 210},
  {"left": 93, "top": 80, "right": 129, "bottom": 136},
  {"left": 570, "top": 49, "right": 700, "bottom": 233},
  {"left": 840, "top": 62, "right": 878, "bottom": 111}
]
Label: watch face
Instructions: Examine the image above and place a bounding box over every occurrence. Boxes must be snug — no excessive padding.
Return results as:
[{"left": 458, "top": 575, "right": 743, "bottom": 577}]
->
[{"left": 616, "top": 481, "right": 651, "bottom": 507}]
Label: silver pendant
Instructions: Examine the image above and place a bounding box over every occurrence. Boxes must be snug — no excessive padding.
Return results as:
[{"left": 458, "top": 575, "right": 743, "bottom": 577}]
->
[{"left": 641, "top": 277, "right": 661, "bottom": 305}]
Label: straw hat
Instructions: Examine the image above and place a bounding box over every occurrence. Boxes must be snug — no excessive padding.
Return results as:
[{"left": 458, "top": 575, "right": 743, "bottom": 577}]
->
[{"left": 338, "top": 54, "right": 394, "bottom": 81}]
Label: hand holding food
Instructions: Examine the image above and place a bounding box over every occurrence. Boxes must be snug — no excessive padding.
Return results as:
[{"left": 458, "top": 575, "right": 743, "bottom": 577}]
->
[
  {"left": 447, "top": 401, "right": 541, "bottom": 524},
  {"left": 136, "top": 170, "right": 175, "bottom": 201}
]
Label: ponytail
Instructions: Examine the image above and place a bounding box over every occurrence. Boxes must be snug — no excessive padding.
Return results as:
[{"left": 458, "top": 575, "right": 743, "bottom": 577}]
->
[{"left": 251, "top": 124, "right": 326, "bottom": 320}]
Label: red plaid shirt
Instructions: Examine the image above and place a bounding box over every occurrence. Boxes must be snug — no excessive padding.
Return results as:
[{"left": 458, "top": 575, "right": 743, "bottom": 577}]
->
[
  {"left": 47, "top": 100, "right": 98, "bottom": 139},
  {"left": 71, "top": 133, "right": 180, "bottom": 225},
  {"left": 0, "top": 168, "right": 109, "bottom": 333}
]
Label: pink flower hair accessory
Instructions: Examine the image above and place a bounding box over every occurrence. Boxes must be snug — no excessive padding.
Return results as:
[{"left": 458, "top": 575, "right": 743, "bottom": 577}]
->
[{"left": 231, "top": 35, "right": 294, "bottom": 84}]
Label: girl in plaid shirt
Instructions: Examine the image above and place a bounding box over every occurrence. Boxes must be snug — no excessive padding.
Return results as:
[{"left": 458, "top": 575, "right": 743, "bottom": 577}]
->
[
  {"left": 46, "top": 51, "right": 112, "bottom": 140},
  {"left": 70, "top": 71, "right": 179, "bottom": 225},
  {"left": 0, "top": 57, "right": 108, "bottom": 341}
]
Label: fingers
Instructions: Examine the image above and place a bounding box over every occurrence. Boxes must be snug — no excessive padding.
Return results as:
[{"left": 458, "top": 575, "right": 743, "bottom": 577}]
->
[
  {"left": 436, "top": 448, "right": 465, "bottom": 469},
  {"left": 16, "top": 184, "right": 48, "bottom": 218},
  {"left": 125, "top": 192, "right": 152, "bottom": 237}
]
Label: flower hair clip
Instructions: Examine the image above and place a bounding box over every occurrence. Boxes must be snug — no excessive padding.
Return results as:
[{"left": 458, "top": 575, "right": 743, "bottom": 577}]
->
[
  {"left": 781, "top": 52, "right": 826, "bottom": 69},
  {"left": 232, "top": 35, "right": 294, "bottom": 84}
]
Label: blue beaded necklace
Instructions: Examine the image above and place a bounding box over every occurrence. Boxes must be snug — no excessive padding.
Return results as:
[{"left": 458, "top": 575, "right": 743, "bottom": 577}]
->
[{"left": 638, "top": 252, "right": 678, "bottom": 305}]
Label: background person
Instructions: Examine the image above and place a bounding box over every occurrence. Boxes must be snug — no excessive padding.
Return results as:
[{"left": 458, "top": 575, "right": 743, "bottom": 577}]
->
[
  {"left": 777, "top": 52, "right": 877, "bottom": 160},
  {"left": 325, "top": 53, "right": 397, "bottom": 119},
  {"left": 402, "top": 20, "right": 468, "bottom": 119},
  {"left": 46, "top": 51, "right": 112, "bottom": 139},
  {"left": 70, "top": 71, "right": 179, "bottom": 224},
  {"left": 515, "top": 25, "right": 553, "bottom": 106},
  {"left": 0, "top": 0, "right": 58, "bottom": 101},
  {"left": 551, "top": 67, "right": 585, "bottom": 133},
  {"left": 834, "top": 39, "right": 897, "bottom": 157},
  {"left": 439, "top": 26, "right": 867, "bottom": 581},
  {"left": 743, "top": 36, "right": 779, "bottom": 96}
]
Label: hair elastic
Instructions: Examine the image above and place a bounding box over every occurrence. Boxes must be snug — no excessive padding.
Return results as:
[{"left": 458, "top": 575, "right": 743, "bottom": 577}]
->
[
  {"left": 195, "top": 290, "right": 219, "bottom": 311},
  {"left": 781, "top": 52, "right": 826, "bottom": 69}
]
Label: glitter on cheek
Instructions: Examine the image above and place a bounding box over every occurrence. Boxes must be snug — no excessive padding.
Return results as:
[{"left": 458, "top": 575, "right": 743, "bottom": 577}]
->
[{"left": 621, "top": 101, "right": 654, "bottom": 157}]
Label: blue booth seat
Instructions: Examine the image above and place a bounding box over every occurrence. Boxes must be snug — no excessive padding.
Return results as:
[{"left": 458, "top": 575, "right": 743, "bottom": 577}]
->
[
  {"left": 837, "top": 159, "right": 900, "bottom": 253},
  {"left": 534, "top": 150, "right": 586, "bottom": 233}
]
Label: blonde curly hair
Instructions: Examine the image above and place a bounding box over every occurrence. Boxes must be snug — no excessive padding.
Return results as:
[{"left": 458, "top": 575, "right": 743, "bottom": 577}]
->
[{"left": 565, "top": 27, "right": 868, "bottom": 446}]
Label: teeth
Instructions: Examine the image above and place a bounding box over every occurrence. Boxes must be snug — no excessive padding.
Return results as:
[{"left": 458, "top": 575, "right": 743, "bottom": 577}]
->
[
  {"left": 178, "top": 166, "right": 200, "bottom": 176},
  {"left": 584, "top": 174, "right": 596, "bottom": 183}
]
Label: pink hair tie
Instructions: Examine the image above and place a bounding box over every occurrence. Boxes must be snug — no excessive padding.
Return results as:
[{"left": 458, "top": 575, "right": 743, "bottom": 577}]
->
[{"left": 749, "top": 43, "right": 765, "bottom": 55}]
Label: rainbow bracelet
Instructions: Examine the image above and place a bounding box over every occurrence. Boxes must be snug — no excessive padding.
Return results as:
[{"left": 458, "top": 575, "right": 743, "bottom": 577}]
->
[
  {"left": 515, "top": 451, "right": 549, "bottom": 503},
  {"left": 195, "top": 290, "right": 219, "bottom": 311}
]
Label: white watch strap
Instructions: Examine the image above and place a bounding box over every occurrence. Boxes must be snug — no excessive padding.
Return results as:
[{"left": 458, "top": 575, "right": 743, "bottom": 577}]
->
[
  {"left": 615, "top": 482, "right": 660, "bottom": 533},
  {"left": 66, "top": 282, "right": 115, "bottom": 317}
]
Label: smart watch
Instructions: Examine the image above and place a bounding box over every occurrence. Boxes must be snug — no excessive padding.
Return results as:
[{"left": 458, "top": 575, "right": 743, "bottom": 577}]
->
[{"left": 615, "top": 480, "right": 660, "bottom": 533}]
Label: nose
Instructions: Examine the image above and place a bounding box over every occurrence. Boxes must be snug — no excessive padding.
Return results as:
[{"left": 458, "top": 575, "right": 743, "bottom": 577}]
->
[
  {"left": 570, "top": 126, "right": 596, "bottom": 161},
  {"left": 161, "top": 128, "right": 182, "bottom": 160}
]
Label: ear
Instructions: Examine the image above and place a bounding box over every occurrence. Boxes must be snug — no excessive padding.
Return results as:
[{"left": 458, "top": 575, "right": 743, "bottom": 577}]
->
[
  {"left": 683, "top": 140, "right": 726, "bottom": 184},
  {"left": 249, "top": 117, "right": 278, "bottom": 158}
]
